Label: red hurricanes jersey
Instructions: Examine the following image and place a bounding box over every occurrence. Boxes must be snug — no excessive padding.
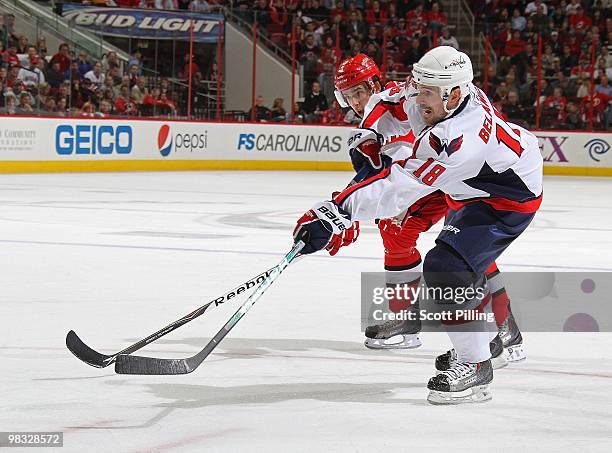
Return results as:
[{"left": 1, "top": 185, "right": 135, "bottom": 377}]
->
[{"left": 359, "top": 81, "right": 415, "bottom": 161}]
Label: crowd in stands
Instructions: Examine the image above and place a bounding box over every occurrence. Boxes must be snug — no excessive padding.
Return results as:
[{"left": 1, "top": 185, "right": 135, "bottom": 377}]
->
[
  {"left": 470, "top": 0, "right": 611, "bottom": 129},
  {"left": 0, "top": 10, "right": 220, "bottom": 118},
  {"left": 1, "top": 1, "right": 611, "bottom": 129},
  {"left": 234, "top": 0, "right": 610, "bottom": 129}
]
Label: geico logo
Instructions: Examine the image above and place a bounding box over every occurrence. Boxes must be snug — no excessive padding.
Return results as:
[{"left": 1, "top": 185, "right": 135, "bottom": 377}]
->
[
  {"left": 238, "top": 133, "right": 342, "bottom": 152},
  {"left": 55, "top": 125, "right": 132, "bottom": 155},
  {"left": 174, "top": 132, "right": 208, "bottom": 151}
]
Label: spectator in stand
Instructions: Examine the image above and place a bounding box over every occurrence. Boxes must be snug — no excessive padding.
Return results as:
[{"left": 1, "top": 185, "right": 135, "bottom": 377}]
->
[
  {"left": 542, "top": 86, "right": 567, "bottom": 127},
  {"left": 17, "top": 56, "right": 45, "bottom": 89},
  {"left": 365, "top": 25, "right": 382, "bottom": 48},
  {"left": 427, "top": 2, "right": 448, "bottom": 31},
  {"left": 183, "top": 54, "right": 200, "bottom": 80},
  {"left": 115, "top": 85, "right": 139, "bottom": 116},
  {"left": 302, "top": 80, "right": 328, "bottom": 123},
  {"left": 43, "top": 97, "right": 56, "bottom": 114},
  {"left": 346, "top": 10, "right": 366, "bottom": 43},
  {"left": 128, "top": 64, "right": 139, "bottom": 87},
  {"left": 405, "top": 3, "right": 427, "bottom": 36},
  {"left": 63, "top": 61, "right": 78, "bottom": 84},
  {"left": 366, "top": 1, "right": 387, "bottom": 26},
  {"left": 248, "top": 95, "right": 272, "bottom": 122},
  {"left": 80, "top": 102, "right": 95, "bottom": 118},
  {"left": 50, "top": 43, "right": 71, "bottom": 74},
  {"left": 131, "top": 76, "right": 147, "bottom": 105},
  {"left": 84, "top": 61, "right": 106, "bottom": 90},
  {"left": 77, "top": 50, "right": 93, "bottom": 79},
  {"left": 601, "top": 48, "right": 612, "bottom": 69},
  {"left": 564, "top": 101, "right": 584, "bottom": 129},
  {"left": 597, "top": 75, "right": 612, "bottom": 97},
  {"left": 594, "top": 57, "right": 612, "bottom": 80},
  {"left": 16, "top": 91, "right": 34, "bottom": 114},
  {"left": 270, "top": 97, "right": 287, "bottom": 122},
  {"left": 566, "top": 0, "right": 581, "bottom": 14},
  {"left": 569, "top": 5, "right": 592, "bottom": 34},
  {"left": 15, "top": 35, "right": 29, "bottom": 54},
  {"left": 56, "top": 97, "right": 68, "bottom": 116},
  {"left": 403, "top": 37, "right": 424, "bottom": 66},
  {"left": 38, "top": 46, "right": 50, "bottom": 72},
  {"left": 252, "top": 0, "right": 272, "bottom": 28},
  {"left": 103, "top": 51, "right": 121, "bottom": 73},
  {"left": 511, "top": 8, "right": 526, "bottom": 31},
  {"left": 98, "top": 99, "right": 113, "bottom": 117},
  {"left": 525, "top": 0, "right": 547, "bottom": 16},
  {"left": 502, "top": 90, "right": 529, "bottom": 128},
  {"left": 548, "top": 30, "right": 562, "bottom": 56},
  {"left": 438, "top": 27, "right": 459, "bottom": 49},
  {"left": 560, "top": 44, "right": 578, "bottom": 76},
  {"left": 299, "top": 34, "right": 322, "bottom": 82},
  {"left": 5, "top": 44, "right": 20, "bottom": 68},
  {"left": 127, "top": 49, "right": 142, "bottom": 76},
  {"left": 18, "top": 45, "right": 37, "bottom": 68},
  {"left": 504, "top": 30, "right": 526, "bottom": 58},
  {"left": 2, "top": 92, "right": 17, "bottom": 115}
]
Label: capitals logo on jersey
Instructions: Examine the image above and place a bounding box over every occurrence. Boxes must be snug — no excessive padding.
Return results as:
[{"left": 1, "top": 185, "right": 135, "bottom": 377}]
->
[
  {"left": 417, "top": 132, "right": 463, "bottom": 157},
  {"left": 158, "top": 124, "right": 172, "bottom": 157}
]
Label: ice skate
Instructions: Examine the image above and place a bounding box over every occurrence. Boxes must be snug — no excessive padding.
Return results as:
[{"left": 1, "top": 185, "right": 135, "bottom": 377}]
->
[
  {"left": 364, "top": 318, "right": 422, "bottom": 350},
  {"left": 427, "top": 359, "right": 493, "bottom": 405},
  {"left": 498, "top": 312, "right": 526, "bottom": 363},
  {"left": 435, "top": 335, "right": 508, "bottom": 371}
]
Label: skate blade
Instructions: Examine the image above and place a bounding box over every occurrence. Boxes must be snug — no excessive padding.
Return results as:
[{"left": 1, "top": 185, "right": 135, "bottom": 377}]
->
[
  {"left": 427, "top": 385, "right": 492, "bottom": 405},
  {"left": 505, "top": 343, "right": 526, "bottom": 363},
  {"left": 364, "top": 334, "right": 422, "bottom": 350}
]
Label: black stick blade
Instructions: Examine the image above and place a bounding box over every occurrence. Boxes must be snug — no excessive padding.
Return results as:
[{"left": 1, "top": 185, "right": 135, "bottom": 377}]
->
[
  {"left": 66, "top": 330, "right": 113, "bottom": 368},
  {"left": 114, "top": 354, "right": 195, "bottom": 375}
]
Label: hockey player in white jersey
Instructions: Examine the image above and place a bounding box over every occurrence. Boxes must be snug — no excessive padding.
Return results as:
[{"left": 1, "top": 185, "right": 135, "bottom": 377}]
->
[
  {"left": 294, "top": 46, "right": 543, "bottom": 404},
  {"left": 333, "top": 54, "right": 526, "bottom": 364}
]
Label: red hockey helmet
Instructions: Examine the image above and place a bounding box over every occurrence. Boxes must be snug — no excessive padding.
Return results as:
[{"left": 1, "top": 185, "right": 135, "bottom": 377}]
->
[{"left": 334, "top": 54, "right": 382, "bottom": 108}]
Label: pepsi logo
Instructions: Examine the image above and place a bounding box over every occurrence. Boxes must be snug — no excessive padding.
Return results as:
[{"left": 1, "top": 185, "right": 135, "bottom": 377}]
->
[{"left": 158, "top": 124, "right": 173, "bottom": 157}]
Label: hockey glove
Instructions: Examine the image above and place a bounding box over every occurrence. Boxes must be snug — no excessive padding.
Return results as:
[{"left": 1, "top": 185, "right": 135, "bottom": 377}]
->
[
  {"left": 293, "top": 201, "right": 353, "bottom": 255},
  {"left": 348, "top": 128, "right": 389, "bottom": 176},
  {"left": 326, "top": 221, "right": 360, "bottom": 256}
]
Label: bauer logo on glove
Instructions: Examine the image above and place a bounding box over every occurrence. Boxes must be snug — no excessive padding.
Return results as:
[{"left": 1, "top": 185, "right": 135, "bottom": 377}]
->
[{"left": 293, "top": 201, "right": 353, "bottom": 255}]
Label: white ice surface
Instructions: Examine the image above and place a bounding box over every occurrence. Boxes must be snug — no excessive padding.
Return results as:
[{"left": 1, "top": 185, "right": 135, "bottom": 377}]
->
[{"left": 1, "top": 172, "right": 611, "bottom": 452}]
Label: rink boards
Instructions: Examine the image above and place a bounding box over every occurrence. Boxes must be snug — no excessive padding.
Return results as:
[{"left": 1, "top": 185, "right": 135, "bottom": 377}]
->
[{"left": 0, "top": 116, "right": 610, "bottom": 175}]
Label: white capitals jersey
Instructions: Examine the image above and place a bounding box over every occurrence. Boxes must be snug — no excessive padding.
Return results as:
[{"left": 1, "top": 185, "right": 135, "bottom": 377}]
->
[
  {"left": 335, "top": 83, "right": 543, "bottom": 221},
  {"left": 349, "top": 81, "right": 416, "bottom": 161}
]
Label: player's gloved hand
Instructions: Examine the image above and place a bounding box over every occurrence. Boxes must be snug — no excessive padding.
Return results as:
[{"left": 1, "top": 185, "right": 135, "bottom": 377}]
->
[
  {"left": 326, "top": 221, "right": 360, "bottom": 256},
  {"left": 350, "top": 147, "right": 392, "bottom": 179},
  {"left": 347, "top": 128, "right": 388, "bottom": 176},
  {"left": 293, "top": 201, "right": 353, "bottom": 255}
]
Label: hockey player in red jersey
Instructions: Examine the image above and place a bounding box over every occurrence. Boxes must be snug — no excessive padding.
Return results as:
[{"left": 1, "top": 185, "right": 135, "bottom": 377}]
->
[
  {"left": 331, "top": 53, "right": 525, "bottom": 365},
  {"left": 331, "top": 53, "right": 447, "bottom": 351},
  {"left": 294, "top": 47, "right": 542, "bottom": 404}
]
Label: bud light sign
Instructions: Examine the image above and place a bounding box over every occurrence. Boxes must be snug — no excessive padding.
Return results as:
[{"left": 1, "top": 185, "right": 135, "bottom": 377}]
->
[{"left": 55, "top": 125, "right": 132, "bottom": 155}]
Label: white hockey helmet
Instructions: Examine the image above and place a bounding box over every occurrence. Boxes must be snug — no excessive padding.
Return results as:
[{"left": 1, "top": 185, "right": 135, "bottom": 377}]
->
[{"left": 411, "top": 46, "right": 473, "bottom": 115}]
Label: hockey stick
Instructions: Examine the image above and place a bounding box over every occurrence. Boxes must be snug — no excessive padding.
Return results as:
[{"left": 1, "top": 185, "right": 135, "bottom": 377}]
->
[
  {"left": 114, "top": 241, "right": 304, "bottom": 375},
  {"left": 66, "top": 266, "right": 276, "bottom": 368}
]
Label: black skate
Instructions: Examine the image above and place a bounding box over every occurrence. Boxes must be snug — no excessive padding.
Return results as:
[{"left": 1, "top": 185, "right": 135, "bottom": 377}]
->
[
  {"left": 498, "top": 312, "right": 526, "bottom": 363},
  {"left": 427, "top": 359, "right": 493, "bottom": 405},
  {"left": 435, "top": 335, "right": 508, "bottom": 372},
  {"left": 364, "top": 317, "right": 421, "bottom": 350}
]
